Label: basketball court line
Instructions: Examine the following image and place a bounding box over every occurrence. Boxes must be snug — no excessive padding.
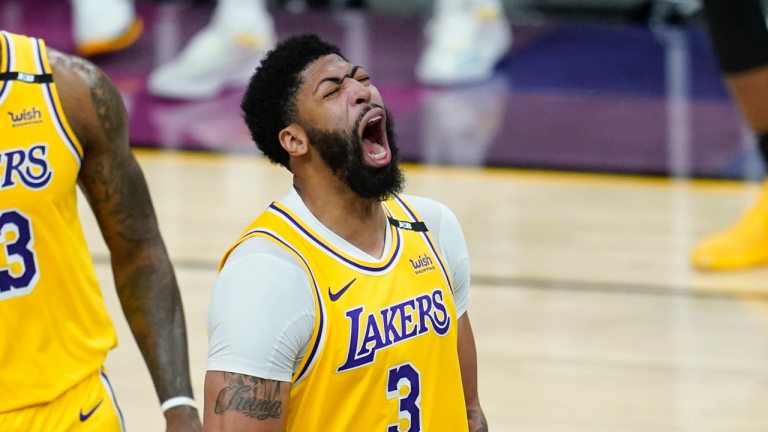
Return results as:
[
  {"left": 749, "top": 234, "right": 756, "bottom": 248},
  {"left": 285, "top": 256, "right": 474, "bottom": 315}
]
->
[
  {"left": 77, "top": 150, "right": 768, "bottom": 432},
  {"left": 89, "top": 254, "right": 768, "bottom": 301},
  {"left": 132, "top": 148, "right": 756, "bottom": 193}
]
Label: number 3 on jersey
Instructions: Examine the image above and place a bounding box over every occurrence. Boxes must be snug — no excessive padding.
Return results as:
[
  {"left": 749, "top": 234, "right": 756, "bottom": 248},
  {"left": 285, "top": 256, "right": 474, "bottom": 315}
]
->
[
  {"left": 0, "top": 209, "right": 40, "bottom": 300},
  {"left": 387, "top": 362, "right": 422, "bottom": 432}
]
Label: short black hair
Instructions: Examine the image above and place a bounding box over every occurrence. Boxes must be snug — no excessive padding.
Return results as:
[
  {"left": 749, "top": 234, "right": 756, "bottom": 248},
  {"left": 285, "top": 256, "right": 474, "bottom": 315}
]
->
[{"left": 241, "top": 34, "right": 344, "bottom": 168}]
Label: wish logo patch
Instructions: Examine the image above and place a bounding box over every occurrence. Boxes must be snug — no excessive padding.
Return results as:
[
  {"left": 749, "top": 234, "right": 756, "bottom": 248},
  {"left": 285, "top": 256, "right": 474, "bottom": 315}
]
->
[
  {"left": 8, "top": 107, "right": 43, "bottom": 128},
  {"left": 409, "top": 254, "right": 436, "bottom": 276}
]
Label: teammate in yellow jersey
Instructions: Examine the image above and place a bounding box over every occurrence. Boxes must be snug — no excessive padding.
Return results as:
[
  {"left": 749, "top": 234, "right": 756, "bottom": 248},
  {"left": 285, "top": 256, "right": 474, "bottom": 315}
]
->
[
  {"left": 0, "top": 32, "right": 202, "bottom": 431},
  {"left": 203, "top": 34, "right": 487, "bottom": 432}
]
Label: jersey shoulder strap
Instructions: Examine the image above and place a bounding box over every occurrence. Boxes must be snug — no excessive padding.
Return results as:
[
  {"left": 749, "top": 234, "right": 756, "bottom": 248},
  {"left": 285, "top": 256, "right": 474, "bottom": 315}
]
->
[
  {"left": 1, "top": 31, "right": 52, "bottom": 75},
  {"left": 0, "top": 31, "right": 84, "bottom": 161}
]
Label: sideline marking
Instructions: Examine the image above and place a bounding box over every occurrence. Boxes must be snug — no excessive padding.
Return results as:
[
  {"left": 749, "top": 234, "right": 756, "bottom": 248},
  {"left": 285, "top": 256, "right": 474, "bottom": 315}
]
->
[{"left": 131, "top": 148, "right": 756, "bottom": 193}]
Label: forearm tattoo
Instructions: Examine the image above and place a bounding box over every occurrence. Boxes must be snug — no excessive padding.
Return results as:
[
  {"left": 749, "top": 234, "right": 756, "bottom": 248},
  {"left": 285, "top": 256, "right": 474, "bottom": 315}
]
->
[
  {"left": 214, "top": 373, "right": 284, "bottom": 420},
  {"left": 468, "top": 406, "right": 489, "bottom": 432}
]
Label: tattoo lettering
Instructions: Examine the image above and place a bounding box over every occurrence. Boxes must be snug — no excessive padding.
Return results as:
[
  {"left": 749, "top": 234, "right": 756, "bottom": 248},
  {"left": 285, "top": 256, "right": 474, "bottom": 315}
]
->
[
  {"left": 214, "top": 373, "right": 283, "bottom": 420},
  {"left": 468, "top": 407, "right": 488, "bottom": 432}
]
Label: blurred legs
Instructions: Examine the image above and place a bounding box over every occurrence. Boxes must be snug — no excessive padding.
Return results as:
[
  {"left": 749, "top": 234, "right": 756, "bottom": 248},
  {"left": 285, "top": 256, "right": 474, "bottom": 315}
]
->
[
  {"left": 416, "top": 0, "right": 512, "bottom": 86},
  {"left": 70, "top": 0, "right": 143, "bottom": 56},
  {"left": 148, "top": 0, "right": 275, "bottom": 100},
  {"left": 692, "top": 0, "right": 768, "bottom": 270}
]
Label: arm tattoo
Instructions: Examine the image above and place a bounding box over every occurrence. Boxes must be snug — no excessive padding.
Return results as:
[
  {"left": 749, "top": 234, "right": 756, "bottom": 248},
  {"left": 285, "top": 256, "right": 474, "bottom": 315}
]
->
[
  {"left": 50, "top": 50, "right": 126, "bottom": 145},
  {"left": 51, "top": 50, "right": 194, "bottom": 404},
  {"left": 51, "top": 51, "right": 156, "bottom": 245},
  {"left": 49, "top": 51, "right": 98, "bottom": 82},
  {"left": 78, "top": 156, "right": 158, "bottom": 245},
  {"left": 87, "top": 64, "right": 124, "bottom": 144},
  {"left": 468, "top": 407, "right": 488, "bottom": 432},
  {"left": 83, "top": 76, "right": 156, "bottom": 244},
  {"left": 214, "top": 373, "right": 284, "bottom": 420}
]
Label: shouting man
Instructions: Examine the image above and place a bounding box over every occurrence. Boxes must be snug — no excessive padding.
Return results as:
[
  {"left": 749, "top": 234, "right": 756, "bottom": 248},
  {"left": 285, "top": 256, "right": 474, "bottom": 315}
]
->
[{"left": 204, "top": 34, "right": 487, "bottom": 432}]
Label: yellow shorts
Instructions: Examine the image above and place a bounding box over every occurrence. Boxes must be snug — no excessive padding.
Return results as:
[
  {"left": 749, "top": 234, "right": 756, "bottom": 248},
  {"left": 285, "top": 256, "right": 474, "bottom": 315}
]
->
[{"left": 0, "top": 368, "right": 125, "bottom": 432}]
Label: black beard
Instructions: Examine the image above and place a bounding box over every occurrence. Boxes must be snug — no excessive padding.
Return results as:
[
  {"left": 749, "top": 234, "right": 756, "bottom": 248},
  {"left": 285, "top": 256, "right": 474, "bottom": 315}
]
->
[{"left": 305, "top": 108, "right": 404, "bottom": 201}]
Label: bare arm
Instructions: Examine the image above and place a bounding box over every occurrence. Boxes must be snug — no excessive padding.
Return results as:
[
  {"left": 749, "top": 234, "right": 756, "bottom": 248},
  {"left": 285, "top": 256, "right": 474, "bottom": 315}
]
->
[
  {"left": 49, "top": 49, "right": 201, "bottom": 431},
  {"left": 204, "top": 371, "right": 290, "bottom": 432},
  {"left": 458, "top": 313, "right": 488, "bottom": 432}
]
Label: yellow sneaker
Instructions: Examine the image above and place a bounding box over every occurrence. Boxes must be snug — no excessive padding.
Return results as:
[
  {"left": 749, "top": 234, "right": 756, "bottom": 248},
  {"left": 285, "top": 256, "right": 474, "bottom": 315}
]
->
[{"left": 692, "top": 181, "right": 768, "bottom": 270}]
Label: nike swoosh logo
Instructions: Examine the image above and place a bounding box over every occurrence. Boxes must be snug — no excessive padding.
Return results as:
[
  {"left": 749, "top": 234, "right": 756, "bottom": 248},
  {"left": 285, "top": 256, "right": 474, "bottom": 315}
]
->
[
  {"left": 329, "top": 278, "right": 357, "bottom": 302},
  {"left": 79, "top": 399, "right": 103, "bottom": 422}
]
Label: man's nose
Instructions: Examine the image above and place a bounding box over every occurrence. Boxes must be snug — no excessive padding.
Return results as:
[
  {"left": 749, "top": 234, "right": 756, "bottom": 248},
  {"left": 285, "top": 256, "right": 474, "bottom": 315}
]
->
[{"left": 349, "top": 79, "right": 371, "bottom": 106}]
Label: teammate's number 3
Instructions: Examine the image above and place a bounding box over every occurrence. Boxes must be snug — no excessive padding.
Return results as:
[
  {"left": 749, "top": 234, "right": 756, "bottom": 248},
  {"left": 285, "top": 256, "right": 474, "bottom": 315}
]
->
[
  {"left": 386, "top": 362, "right": 422, "bottom": 432},
  {"left": 0, "top": 209, "right": 39, "bottom": 300}
]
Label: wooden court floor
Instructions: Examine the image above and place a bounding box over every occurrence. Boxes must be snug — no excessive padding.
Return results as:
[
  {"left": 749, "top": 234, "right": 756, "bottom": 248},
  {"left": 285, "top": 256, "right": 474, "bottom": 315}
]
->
[{"left": 80, "top": 150, "right": 768, "bottom": 432}]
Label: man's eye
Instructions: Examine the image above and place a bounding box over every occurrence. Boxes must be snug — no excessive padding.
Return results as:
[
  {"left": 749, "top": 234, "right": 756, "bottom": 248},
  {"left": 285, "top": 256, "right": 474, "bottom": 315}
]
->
[
  {"left": 357, "top": 76, "right": 370, "bottom": 82},
  {"left": 324, "top": 88, "right": 339, "bottom": 98}
]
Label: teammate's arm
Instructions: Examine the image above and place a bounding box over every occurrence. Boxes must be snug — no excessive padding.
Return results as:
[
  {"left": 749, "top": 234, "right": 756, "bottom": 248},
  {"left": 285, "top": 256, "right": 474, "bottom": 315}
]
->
[
  {"left": 49, "top": 49, "right": 202, "bottom": 432},
  {"left": 458, "top": 313, "right": 488, "bottom": 432},
  {"left": 204, "top": 371, "right": 290, "bottom": 431}
]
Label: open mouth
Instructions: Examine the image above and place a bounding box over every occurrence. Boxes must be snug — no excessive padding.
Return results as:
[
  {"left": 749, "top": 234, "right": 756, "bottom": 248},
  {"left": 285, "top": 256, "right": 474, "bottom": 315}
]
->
[{"left": 358, "top": 107, "right": 391, "bottom": 167}]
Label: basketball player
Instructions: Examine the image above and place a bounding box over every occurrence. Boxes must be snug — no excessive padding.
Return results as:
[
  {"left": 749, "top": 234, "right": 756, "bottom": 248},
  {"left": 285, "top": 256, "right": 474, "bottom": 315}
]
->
[
  {"left": 691, "top": 0, "right": 768, "bottom": 270},
  {"left": 0, "top": 32, "right": 202, "bottom": 431},
  {"left": 204, "top": 34, "right": 487, "bottom": 431}
]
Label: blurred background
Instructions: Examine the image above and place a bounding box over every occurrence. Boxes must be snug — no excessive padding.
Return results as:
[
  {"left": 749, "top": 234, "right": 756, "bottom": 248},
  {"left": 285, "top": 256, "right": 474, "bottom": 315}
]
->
[
  {"left": 8, "top": 0, "right": 768, "bottom": 430},
  {"left": 5, "top": 0, "right": 761, "bottom": 178}
]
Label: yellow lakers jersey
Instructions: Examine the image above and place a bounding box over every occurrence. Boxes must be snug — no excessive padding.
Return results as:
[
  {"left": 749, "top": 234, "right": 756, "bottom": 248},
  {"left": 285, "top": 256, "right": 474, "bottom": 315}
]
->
[
  {"left": 0, "top": 31, "right": 116, "bottom": 412},
  {"left": 220, "top": 195, "right": 469, "bottom": 431}
]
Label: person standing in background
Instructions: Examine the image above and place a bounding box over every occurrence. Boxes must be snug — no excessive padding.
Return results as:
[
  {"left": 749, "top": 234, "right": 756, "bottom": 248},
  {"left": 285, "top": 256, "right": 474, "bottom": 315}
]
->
[
  {"left": 69, "top": 0, "right": 511, "bottom": 99},
  {"left": 692, "top": 0, "right": 768, "bottom": 270}
]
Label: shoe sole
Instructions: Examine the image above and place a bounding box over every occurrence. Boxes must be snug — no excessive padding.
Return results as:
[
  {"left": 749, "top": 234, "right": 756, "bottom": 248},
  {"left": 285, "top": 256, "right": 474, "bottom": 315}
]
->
[
  {"left": 77, "top": 17, "right": 143, "bottom": 57},
  {"left": 416, "top": 25, "right": 512, "bottom": 86},
  {"left": 148, "top": 51, "right": 266, "bottom": 100}
]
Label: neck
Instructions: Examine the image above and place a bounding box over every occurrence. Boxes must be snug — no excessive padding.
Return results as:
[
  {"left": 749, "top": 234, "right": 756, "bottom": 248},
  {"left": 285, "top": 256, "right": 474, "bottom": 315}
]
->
[{"left": 292, "top": 169, "right": 387, "bottom": 259}]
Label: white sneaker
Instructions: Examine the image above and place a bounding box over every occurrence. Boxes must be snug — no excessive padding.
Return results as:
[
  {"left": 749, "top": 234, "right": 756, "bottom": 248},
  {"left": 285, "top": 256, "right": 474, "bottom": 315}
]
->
[
  {"left": 71, "top": 0, "right": 143, "bottom": 56},
  {"left": 148, "top": 21, "right": 275, "bottom": 100},
  {"left": 416, "top": 4, "right": 512, "bottom": 86}
]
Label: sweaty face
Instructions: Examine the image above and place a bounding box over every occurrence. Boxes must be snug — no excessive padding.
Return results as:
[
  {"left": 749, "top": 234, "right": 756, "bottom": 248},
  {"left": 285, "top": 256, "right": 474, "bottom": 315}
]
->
[{"left": 296, "top": 55, "right": 404, "bottom": 201}]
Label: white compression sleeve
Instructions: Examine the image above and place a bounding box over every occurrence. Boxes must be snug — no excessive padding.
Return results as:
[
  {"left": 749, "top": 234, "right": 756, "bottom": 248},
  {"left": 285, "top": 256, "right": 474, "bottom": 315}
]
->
[
  {"left": 207, "top": 238, "right": 315, "bottom": 381},
  {"left": 207, "top": 192, "right": 472, "bottom": 382},
  {"left": 436, "top": 203, "right": 471, "bottom": 317}
]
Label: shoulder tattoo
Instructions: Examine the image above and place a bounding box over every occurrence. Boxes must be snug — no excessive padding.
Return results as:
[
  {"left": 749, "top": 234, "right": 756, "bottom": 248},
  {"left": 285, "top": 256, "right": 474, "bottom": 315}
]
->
[{"left": 49, "top": 51, "right": 125, "bottom": 144}]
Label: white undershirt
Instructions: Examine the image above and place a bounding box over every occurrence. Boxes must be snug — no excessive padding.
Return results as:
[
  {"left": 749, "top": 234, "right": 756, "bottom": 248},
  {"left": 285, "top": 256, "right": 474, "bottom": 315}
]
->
[{"left": 206, "top": 187, "right": 471, "bottom": 382}]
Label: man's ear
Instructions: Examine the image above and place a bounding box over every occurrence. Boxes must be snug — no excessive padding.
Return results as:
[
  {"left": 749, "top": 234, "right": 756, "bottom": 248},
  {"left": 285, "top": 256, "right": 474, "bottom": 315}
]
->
[{"left": 279, "top": 124, "right": 309, "bottom": 157}]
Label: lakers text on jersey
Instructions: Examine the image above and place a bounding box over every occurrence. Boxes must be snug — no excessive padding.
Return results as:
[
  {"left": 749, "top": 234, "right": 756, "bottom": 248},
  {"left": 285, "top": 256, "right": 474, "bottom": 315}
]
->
[{"left": 219, "top": 195, "right": 469, "bottom": 432}]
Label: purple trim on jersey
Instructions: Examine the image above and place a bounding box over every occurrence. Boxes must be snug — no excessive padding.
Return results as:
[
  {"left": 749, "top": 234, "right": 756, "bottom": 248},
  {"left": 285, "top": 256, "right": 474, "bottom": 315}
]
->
[
  {"left": 268, "top": 203, "right": 402, "bottom": 273},
  {"left": 33, "top": 37, "right": 82, "bottom": 165},
  {"left": 0, "top": 32, "right": 13, "bottom": 101},
  {"left": 238, "top": 229, "right": 326, "bottom": 384},
  {"left": 391, "top": 195, "right": 454, "bottom": 295},
  {"left": 99, "top": 369, "right": 126, "bottom": 431}
]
